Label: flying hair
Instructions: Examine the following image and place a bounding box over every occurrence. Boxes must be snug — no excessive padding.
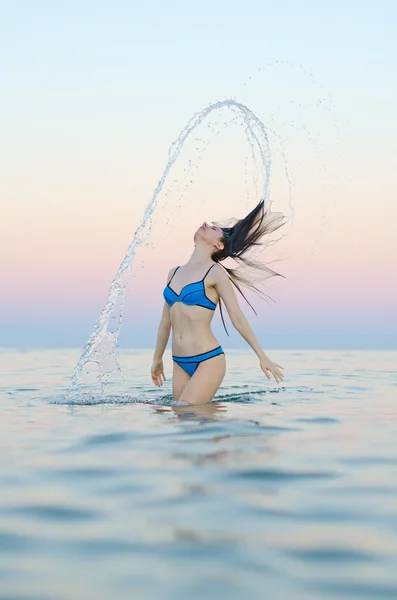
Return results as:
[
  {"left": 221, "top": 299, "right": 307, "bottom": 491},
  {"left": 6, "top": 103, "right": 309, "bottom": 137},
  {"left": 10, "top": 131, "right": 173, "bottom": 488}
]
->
[{"left": 211, "top": 199, "right": 288, "bottom": 335}]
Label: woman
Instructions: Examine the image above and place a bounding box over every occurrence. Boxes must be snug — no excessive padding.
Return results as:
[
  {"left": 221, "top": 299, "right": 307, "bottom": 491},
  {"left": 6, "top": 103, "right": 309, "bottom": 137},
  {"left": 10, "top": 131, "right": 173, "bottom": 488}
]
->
[{"left": 151, "top": 199, "right": 286, "bottom": 405}]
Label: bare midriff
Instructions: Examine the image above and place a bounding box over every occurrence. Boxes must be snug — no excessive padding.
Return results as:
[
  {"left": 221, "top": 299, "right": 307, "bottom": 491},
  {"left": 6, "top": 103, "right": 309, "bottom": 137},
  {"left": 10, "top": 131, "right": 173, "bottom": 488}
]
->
[{"left": 170, "top": 303, "right": 220, "bottom": 356}]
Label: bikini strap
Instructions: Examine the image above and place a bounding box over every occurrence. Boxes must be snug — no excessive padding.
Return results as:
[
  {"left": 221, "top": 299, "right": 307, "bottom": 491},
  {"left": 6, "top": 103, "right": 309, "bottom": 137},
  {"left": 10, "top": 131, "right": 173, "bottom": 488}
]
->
[
  {"left": 167, "top": 266, "right": 180, "bottom": 285},
  {"left": 202, "top": 263, "right": 217, "bottom": 281}
]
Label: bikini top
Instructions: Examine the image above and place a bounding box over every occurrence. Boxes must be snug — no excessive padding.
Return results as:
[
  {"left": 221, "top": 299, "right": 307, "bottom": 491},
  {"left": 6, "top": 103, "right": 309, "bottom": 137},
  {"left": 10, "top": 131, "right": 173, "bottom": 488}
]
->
[{"left": 163, "top": 264, "right": 217, "bottom": 311}]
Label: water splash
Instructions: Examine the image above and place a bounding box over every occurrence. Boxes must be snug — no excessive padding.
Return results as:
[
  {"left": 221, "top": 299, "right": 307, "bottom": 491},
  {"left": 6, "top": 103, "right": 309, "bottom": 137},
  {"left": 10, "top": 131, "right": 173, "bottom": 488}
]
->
[
  {"left": 54, "top": 389, "right": 271, "bottom": 406},
  {"left": 66, "top": 99, "right": 293, "bottom": 401}
]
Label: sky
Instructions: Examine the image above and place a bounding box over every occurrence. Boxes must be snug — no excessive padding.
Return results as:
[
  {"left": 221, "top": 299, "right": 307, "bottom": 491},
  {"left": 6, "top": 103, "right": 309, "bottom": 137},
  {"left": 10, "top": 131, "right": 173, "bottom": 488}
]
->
[{"left": 1, "top": 0, "right": 396, "bottom": 350}]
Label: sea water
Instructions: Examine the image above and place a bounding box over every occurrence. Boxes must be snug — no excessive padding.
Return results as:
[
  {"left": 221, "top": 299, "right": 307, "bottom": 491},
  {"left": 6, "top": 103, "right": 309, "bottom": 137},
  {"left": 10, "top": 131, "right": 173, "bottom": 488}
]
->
[{"left": 1, "top": 348, "right": 396, "bottom": 599}]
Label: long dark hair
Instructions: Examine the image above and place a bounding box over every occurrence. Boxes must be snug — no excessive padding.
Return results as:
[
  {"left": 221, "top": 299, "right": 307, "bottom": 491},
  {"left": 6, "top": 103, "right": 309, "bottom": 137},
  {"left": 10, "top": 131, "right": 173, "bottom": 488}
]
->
[{"left": 211, "top": 199, "right": 288, "bottom": 335}]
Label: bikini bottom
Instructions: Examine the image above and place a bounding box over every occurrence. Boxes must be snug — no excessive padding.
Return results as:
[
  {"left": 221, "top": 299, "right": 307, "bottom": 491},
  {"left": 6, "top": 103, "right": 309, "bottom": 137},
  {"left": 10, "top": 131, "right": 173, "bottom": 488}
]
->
[{"left": 172, "top": 345, "right": 224, "bottom": 377}]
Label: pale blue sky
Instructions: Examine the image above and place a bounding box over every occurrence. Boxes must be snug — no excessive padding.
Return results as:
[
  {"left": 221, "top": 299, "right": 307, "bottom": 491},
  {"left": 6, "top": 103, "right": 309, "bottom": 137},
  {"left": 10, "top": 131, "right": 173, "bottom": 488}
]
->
[{"left": 1, "top": 1, "right": 396, "bottom": 349}]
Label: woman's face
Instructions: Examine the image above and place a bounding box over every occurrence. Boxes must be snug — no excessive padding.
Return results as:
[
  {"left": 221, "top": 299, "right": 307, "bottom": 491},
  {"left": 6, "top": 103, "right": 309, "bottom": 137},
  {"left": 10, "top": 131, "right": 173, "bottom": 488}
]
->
[{"left": 195, "top": 222, "right": 224, "bottom": 249}]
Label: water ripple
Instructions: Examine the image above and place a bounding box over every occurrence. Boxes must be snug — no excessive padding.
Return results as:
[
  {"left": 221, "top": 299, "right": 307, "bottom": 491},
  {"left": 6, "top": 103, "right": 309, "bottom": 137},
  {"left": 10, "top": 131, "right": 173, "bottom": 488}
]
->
[
  {"left": 285, "top": 546, "right": 377, "bottom": 563},
  {"left": 0, "top": 531, "right": 33, "bottom": 553},
  {"left": 228, "top": 468, "right": 338, "bottom": 482},
  {"left": 309, "top": 581, "right": 397, "bottom": 598},
  {"left": 5, "top": 504, "right": 98, "bottom": 522}
]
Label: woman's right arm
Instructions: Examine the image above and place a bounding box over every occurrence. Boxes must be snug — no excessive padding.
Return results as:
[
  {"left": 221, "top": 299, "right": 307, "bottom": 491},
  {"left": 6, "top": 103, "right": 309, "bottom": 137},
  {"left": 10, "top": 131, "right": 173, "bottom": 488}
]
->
[
  {"left": 153, "top": 267, "right": 175, "bottom": 361},
  {"left": 151, "top": 269, "right": 174, "bottom": 387},
  {"left": 152, "top": 301, "right": 171, "bottom": 362}
]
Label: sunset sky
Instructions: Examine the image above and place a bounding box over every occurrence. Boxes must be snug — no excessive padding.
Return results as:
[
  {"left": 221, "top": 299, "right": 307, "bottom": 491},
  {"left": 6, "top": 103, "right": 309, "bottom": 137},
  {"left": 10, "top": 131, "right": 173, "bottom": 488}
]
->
[{"left": 1, "top": 1, "right": 396, "bottom": 349}]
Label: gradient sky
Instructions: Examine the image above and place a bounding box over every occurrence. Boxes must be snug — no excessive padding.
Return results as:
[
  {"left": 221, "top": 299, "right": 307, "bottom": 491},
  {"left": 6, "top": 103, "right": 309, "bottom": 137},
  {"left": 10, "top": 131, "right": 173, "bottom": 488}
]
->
[{"left": 1, "top": 0, "right": 396, "bottom": 349}]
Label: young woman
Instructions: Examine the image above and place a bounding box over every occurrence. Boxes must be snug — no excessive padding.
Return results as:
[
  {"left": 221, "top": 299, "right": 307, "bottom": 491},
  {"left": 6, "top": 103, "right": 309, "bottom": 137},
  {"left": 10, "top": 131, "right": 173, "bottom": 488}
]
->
[{"left": 151, "top": 199, "right": 286, "bottom": 405}]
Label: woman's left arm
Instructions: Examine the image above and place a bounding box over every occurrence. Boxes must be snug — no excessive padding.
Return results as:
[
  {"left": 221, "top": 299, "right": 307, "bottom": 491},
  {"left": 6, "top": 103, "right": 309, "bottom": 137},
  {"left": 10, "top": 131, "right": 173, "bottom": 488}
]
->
[{"left": 214, "top": 266, "right": 284, "bottom": 383}]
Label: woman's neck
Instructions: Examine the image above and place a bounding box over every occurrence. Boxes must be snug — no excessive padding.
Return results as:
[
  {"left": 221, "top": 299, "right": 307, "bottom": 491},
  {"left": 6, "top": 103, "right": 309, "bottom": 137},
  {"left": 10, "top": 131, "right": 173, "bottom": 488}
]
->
[{"left": 186, "top": 244, "right": 213, "bottom": 265}]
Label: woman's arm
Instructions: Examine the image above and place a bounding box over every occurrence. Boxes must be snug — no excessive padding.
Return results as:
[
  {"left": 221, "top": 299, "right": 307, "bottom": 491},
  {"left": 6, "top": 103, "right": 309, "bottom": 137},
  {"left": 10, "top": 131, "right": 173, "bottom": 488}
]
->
[
  {"left": 151, "top": 268, "right": 174, "bottom": 387},
  {"left": 153, "top": 267, "right": 175, "bottom": 361},
  {"left": 214, "top": 266, "right": 264, "bottom": 358},
  {"left": 153, "top": 301, "right": 171, "bottom": 361},
  {"left": 214, "top": 265, "right": 284, "bottom": 383}
]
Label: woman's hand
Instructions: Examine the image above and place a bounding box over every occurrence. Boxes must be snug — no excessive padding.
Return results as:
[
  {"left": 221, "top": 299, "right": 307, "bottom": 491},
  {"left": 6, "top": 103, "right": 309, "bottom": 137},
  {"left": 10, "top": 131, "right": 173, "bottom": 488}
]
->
[
  {"left": 260, "top": 355, "right": 284, "bottom": 384},
  {"left": 151, "top": 358, "right": 166, "bottom": 387}
]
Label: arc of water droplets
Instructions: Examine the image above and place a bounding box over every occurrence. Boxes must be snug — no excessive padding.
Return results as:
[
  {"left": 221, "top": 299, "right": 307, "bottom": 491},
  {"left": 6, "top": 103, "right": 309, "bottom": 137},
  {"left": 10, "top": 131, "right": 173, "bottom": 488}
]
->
[{"left": 67, "top": 99, "right": 284, "bottom": 398}]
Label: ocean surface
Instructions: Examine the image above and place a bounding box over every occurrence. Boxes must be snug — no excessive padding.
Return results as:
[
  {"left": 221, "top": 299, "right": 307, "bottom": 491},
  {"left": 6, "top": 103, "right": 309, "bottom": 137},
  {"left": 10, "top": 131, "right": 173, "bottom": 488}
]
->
[{"left": 1, "top": 348, "right": 396, "bottom": 600}]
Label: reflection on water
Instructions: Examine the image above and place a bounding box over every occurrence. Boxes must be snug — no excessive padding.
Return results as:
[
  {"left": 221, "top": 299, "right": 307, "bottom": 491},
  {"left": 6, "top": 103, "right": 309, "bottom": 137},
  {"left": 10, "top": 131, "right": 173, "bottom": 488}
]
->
[
  {"left": 169, "top": 401, "right": 228, "bottom": 423},
  {"left": 0, "top": 349, "right": 397, "bottom": 600}
]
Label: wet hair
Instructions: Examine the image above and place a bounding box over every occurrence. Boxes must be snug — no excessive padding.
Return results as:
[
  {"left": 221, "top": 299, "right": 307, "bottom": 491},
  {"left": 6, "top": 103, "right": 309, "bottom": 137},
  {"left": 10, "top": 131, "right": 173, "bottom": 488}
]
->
[{"left": 211, "top": 199, "right": 288, "bottom": 335}]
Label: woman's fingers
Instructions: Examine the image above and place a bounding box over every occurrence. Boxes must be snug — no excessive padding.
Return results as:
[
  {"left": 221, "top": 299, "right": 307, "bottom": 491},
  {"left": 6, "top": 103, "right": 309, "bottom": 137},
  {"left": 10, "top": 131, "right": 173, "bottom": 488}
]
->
[
  {"left": 152, "top": 370, "right": 167, "bottom": 386},
  {"left": 268, "top": 366, "right": 284, "bottom": 383},
  {"left": 275, "top": 370, "right": 283, "bottom": 382},
  {"left": 272, "top": 363, "right": 284, "bottom": 378}
]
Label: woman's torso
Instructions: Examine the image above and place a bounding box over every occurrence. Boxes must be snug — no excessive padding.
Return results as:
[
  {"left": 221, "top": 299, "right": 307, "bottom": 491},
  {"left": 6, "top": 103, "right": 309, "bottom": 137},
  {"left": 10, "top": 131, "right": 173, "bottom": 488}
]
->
[{"left": 163, "top": 263, "right": 220, "bottom": 355}]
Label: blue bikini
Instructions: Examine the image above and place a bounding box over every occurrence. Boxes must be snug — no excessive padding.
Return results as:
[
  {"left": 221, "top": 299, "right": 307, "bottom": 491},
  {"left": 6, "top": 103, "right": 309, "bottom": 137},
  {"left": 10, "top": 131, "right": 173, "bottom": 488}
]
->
[
  {"left": 172, "top": 345, "right": 225, "bottom": 376},
  {"left": 163, "top": 264, "right": 225, "bottom": 376},
  {"left": 163, "top": 265, "right": 217, "bottom": 311}
]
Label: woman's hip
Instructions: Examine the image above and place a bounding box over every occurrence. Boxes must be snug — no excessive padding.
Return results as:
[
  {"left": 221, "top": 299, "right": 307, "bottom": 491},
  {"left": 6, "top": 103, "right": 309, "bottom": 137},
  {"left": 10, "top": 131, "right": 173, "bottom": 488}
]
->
[{"left": 172, "top": 345, "right": 225, "bottom": 378}]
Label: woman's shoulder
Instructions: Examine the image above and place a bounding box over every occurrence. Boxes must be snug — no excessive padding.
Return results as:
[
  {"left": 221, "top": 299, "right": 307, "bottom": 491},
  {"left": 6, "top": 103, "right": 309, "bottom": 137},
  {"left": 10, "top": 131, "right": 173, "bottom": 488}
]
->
[
  {"left": 166, "top": 265, "right": 180, "bottom": 281},
  {"left": 168, "top": 265, "right": 180, "bottom": 274},
  {"left": 211, "top": 262, "right": 226, "bottom": 274},
  {"left": 208, "top": 262, "right": 228, "bottom": 282}
]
